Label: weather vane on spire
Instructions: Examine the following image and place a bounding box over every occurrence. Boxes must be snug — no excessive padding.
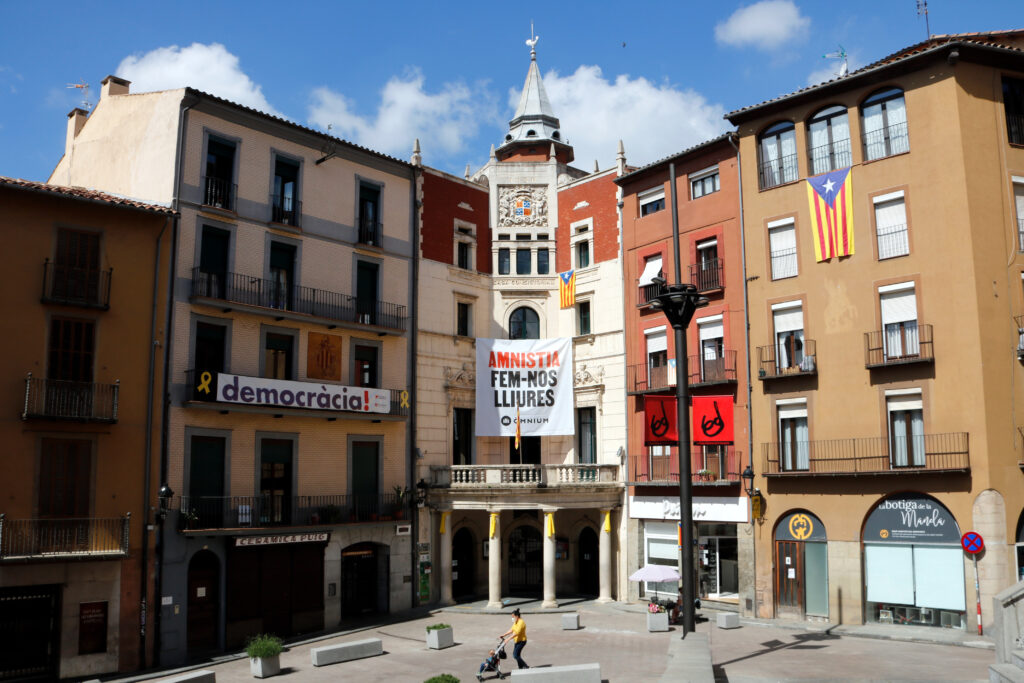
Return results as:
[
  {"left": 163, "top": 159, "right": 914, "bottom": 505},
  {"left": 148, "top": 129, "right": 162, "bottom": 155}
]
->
[{"left": 525, "top": 21, "right": 539, "bottom": 57}]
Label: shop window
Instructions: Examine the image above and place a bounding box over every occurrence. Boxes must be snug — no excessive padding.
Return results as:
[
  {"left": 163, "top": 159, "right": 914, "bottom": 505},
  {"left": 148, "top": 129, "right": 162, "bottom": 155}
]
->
[{"left": 643, "top": 521, "right": 679, "bottom": 597}]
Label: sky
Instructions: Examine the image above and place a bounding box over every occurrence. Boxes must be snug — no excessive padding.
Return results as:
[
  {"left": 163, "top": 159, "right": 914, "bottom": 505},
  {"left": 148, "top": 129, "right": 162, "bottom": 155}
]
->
[{"left": 0, "top": 1, "right": 1021, "bottom": 186}]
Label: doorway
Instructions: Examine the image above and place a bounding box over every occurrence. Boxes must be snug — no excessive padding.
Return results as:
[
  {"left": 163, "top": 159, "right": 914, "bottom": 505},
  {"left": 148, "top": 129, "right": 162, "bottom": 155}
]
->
[
  {"left": 0, "top": 585, "right": 60, "bottom": 681},
  {"left": 259, "top": 439, "right": 293, "bottom": 525},
  {"left": 508, "top": 525, "right": 542, "bottom": 594},
  {"left": 452, "top": 527, "right": 476, "bottom": 600},
  {"left": 187, "top": 550, "right": 220, "bottom": 656},
  {"left": 356, "top": 261, "right": 379, "bottom": 325},
  {"left": 773, "top": 511, "right": 828, "bottom": 619},
  {"left": 698, "top": 526, "right": 739, "bottom": 599},
  {"left": 341, "top": 543, "right": 388, "bottom": 617},
  {"left": 578, "top": 527, "right": 599, "bottom": 596}
]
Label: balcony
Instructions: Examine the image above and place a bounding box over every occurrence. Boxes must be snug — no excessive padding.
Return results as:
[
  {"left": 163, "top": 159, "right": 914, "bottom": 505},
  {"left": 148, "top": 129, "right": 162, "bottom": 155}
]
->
[
  {"left": 41, "top": 261, "right": 111, "bottom": 309},
  {"left": 0, "top": 515, "right": 129, "bottom": 560},
  {"left": 627, "top": 449, "right": 741, "bottom": 486},
  {"left": 22, "top": 374, "right": 119, "bottom": 423},
  {"left": 770, "top": 248, "right": 798, "bottom": 280},
  {"left": 177, "top": 494, "right": 407, "bottom": 531},
  {"left": 627, "top": 362, "right": 673, "bottom": 393},
  {"left": 190, "top": 267, "right": 408, "bottom": 331},
  {"left": 690, "top": 258, "right": 724, "bottom": 293},
  {"left": 1016, "top": 316, "right": 1024, "bottom": 359},
  {"left": 358, "top": 217, "right": 381, "bottom": 247},
  {"left": 758, "top": 341, "right": 817, "bottom": 380},
  {"left": 761, "top": 432, "right": 969, "bottom": 476},
  {"left": 270, "top": 193, "right": 301, "bottom": 227},
  {"left": 637, "top": 279, "right": 668, "bottom": 307},
  {"left": 862, "top": 121, "right": 910, "bottom": 162},
  {"left": 1006, "top": 112, "right": 1024, "bottom": 146},
  {"left": 759, "top": 153, "right": 798, "bottom": 190},
  {"left": 865, "top": 323, "right": 933, "bottom": 368},
  {"left": 429, "top": 464, "right": 618, "bottom": 488},
  {"left": 808, "top": 138, "right": 852, "bottom": 175},
  {"left": 687, "top": 351, "right": 737, "bottom": 386},
  {"left": 202, "top": 175, "right": 236, "bottom": 211}
]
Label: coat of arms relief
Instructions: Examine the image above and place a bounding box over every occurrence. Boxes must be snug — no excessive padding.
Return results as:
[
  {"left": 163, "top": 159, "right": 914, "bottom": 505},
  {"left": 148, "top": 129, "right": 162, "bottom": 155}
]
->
[{"left": 498, "top": 186, "right": 548, "bottom": 227}]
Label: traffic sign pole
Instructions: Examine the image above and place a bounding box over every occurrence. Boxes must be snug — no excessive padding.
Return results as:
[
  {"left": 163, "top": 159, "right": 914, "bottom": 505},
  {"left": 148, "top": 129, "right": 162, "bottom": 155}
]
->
[
  {"left": 973, "top": 555, "right": 982, "bottom": 635},
  {"left": 961, "top": 531, "right": 985, "bottom": 635}
]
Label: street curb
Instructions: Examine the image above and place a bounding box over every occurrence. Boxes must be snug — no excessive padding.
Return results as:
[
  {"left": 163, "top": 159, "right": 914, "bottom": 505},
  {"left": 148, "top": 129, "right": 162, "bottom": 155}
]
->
[{"left": 737, "top": 616, "right": 995, "bottom": 650}]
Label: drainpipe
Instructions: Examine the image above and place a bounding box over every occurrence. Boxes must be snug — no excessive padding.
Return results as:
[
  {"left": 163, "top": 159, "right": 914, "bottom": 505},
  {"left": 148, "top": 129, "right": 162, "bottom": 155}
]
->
[{"left": 408, "top": 163, "right": 421, "bottom": 607}]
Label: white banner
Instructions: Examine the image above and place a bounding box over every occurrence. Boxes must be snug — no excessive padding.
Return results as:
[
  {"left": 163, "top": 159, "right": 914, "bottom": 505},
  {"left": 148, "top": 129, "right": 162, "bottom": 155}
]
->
[
  {"left": 475, "top": 338, "right": 574, "bottom": 436},
  {"left": 208, "top": 372, "right": 390, "bottom": 414}
]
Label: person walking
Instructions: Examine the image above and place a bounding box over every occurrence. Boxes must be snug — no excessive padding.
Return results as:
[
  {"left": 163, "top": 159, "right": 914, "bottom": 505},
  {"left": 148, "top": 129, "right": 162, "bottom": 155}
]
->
[{"left": 500, "top": 608, "right": 529, "bottom": 669}]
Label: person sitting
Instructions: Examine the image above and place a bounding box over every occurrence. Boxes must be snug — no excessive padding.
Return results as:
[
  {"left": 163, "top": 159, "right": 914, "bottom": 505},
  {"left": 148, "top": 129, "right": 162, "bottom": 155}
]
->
[
  {"left": 477, "top": 649, "right": 499, "bottom": 680},
  {"left": 670, "top": 589, "right": 683, "bottom": 624}
]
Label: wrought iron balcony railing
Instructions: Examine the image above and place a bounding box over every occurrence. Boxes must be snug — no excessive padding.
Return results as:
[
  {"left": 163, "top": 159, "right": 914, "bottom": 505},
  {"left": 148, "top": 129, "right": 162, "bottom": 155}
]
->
[
  {"left": 627, "top": 450, "right": 741, "bottom": 485},
  {"left": 0, "top": 514, "right": 130, "bottom": 560},
  {"left": 178, "top": 493, "right": 408, "bottom": 531},
  {"left": 429, "top": 464, "right": 618, "bottom": 488},
  {"left": 690, "top": 258, "right": 724, "bottom": 293},
  {"left": 41, "top": 260, "right": 111, "bottom": 309},
  {"left": 865, "top": 323, "right": 933, "bottom": 368},
  {"left": 202, "top": 175, "right": 236, "bottom": 211},
  {"left": 358, "top": 217, "right": 381, "bottom": 247},
  {"left": 1007, "top": 112, "right": 1024, "bottom": 146},
  {"left": 270, "top": 193, "right": 301, "bottom": 227},
  {"left": 808, "top": 138, "right": 852, "bottom": 175},
  {"left": 770, "top": 248, "right": 798, "bottom": 280},
  {"left": 191, "top": 267, "right": 408, "bottom": 330},
  {"left": 862, "top": 121, "right": 910, "bottom": 162},
  {"left": 759, "top": 153, "right": 799, "bottom": 190},
  {"left": 761, "top": 432, "right": 969, "bottom": 476},
  {"left": 627, "top": 362, "right": 673, "bottom": 393},
  {"left": 1016, "top": 316, "right": 1024, "bottom": 359},
  {"left": 22, "top": 373, "right": 119, "bottom": 422},
  {"left": 687, "top": 350, "right": 737, "bottom": 386},
  {"left": 758, "top": 340, "right": 817, "bottom": 380},
  {"left": 637, "top": 279, "right": 668, "bottom": 307}
]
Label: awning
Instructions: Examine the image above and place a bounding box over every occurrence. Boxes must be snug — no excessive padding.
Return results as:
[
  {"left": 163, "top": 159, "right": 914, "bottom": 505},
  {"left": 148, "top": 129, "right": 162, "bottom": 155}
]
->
[{"left": 638, "top": 256, "right": 663, "bottom": 287}]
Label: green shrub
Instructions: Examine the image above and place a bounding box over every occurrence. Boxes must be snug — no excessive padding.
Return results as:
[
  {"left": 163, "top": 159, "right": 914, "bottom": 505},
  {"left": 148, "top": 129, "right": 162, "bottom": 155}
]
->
[
  {"left": 425, "top": 623, "right": 451, "bottom": 632},
  {"left": 245, "top": 634, "right": 284, "bottom": 658},
  {"left": 424, "top": 675, "right": 460, "bottom": 683}
]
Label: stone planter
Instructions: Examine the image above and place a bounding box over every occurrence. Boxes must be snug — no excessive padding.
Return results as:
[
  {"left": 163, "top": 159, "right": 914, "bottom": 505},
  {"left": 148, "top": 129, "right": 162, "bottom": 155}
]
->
[
  {"left": 647, "top": 612, "right": 669, "bottom": 632},
  {"left": 426, "top": 626, "right": 454, "bottom": 650},
  {"left": 250, "top": 654, "right": 281, "bottom": 678}
]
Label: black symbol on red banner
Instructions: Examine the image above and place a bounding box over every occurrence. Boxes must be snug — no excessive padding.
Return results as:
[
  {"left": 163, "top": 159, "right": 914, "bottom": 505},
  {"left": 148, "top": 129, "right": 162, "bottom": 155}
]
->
[{"left": 700, "top": 401, "right": 725, "bottom": 438}]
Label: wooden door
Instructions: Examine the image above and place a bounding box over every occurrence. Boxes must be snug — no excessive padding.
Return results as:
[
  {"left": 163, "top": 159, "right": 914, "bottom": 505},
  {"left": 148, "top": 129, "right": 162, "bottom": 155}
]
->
[
  {"left": 187, "top": 551, "right": 220, "bottom": 655},
  {"left": 774, "top": 540, "right": 804, "bottom": 618},
  {"left": 452, "top": 528, "right": 475, "bottom": 600},
  {"left": 578, "top": 527, "right": 599, "bottom": 596}
]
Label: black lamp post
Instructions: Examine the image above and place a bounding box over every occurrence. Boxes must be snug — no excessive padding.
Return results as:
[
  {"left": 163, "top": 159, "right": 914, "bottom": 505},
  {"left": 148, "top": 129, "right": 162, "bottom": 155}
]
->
[
  {"left": 649, "top": 279, "right": 707, "bottom": 637},
  {"left": 157, "top": 483, "right": 174, "bottom": 522},
  {"left": 741, "top": 465, "right": 756, "bottom": 497}
]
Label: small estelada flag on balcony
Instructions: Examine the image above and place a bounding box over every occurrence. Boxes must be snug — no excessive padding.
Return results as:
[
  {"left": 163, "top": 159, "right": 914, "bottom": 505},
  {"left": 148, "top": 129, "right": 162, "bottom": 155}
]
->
[
  {"left": 806, "top": 166, "right": 854, "bottom": 262},
  {"left": 559, "top": 270, "right": 575, "bottom": 308},
  {"left": 514, "top": 406, "right": 521, "bottom": 451}
]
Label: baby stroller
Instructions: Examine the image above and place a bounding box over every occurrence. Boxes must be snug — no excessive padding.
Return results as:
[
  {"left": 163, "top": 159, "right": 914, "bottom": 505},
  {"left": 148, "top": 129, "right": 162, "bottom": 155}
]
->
[{"left": 476, "top": 637, "right": 507, "bottom": 681}]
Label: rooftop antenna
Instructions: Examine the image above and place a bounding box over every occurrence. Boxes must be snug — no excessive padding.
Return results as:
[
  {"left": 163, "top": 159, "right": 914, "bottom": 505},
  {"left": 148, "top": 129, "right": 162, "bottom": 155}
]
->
[
  {"left": 822, "top": 45, "right": 849, "bottom": 78},
  {"left": 66, "top": 80, "right": 91, "bottom": 110},
  {"left": 917, "top": 0, "right": 930, "bottom": 39}
]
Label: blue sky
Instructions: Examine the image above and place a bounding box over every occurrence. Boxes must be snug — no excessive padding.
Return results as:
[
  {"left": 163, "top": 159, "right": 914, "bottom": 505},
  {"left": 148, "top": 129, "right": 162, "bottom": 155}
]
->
[{"left": 0, "top": 1, "right": 1020, "bottom": 187}]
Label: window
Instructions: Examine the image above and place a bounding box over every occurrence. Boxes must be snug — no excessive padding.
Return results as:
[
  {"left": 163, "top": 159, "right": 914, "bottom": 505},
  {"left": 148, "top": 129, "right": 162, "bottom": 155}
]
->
[
  {"left": 457, "top": 241, "right": 471, "bottom": 269},
  {"left": 577, "top": 407, "right": 597, "bottom": 464},
  {"left": 1014, "top": 180, "right": 1024, "bottom": 251},
  {"left": 516, "top": 248, "right": 532, "bottom": 275},
  {"left": 874, "top": 191, "right": 909, "bottom": 259},
  {"left": 453, "top": 408, "right": 473, "bottom": 465},
  {"left": 536, "top": 247, "right": 549, "bottom": 274},
  {"left": 777, "top": 400, "right": 808, "bottom": 471},
  {"left": 272, "top": 157, "right": 300, "bottom": 225},
  {"left": 269, "top": 242, "right": 295, "bottom": 310},
  {"left": 697, "top": 315, "right": 725, "bottom": 382},
  {"left": 694, "top": 239, "right": 720, "bottom": 291},
  {"left": 509, "top": 307, "right": 540, "bottom": 340},
  {"left": 772, "top": 302, "right": 805, "bottom": 372},
  {"left": 187, "top": 434, "right": 226, "bottom": 527},
  {"left": 204, "top": 137, "right": 236, "bottom": 209},
  {"left": 498, "top": 248, "right": 510, "bottom": 275},
  {"left": 195, "top": 321, "right": 227, "bottom": 374},
  {"left": 879, "top": 283, "right": 919, "bottom": 360},
  {"left": 861, "top": 88, "right": 909, "bottom": 161},
  {"left": 454, "top": 224, "right": 475, "bottom": 270},
  {"left": 52, "top": 228, "right": 101, "bottom": 304},
  {"left": 49, "top": 318, "right": 94, "bottom": 383},
  {"left": 807, "top": 106, "right": 851, "bottom": 174},
  {"left": 639, "top": 187, "right": 666, "bottom": 216},
  {"left": 690, "top": 167, "right": 720, "bottom": 199},
  {"left": 358, "top": 183, "right": 381, "bottom": 246},
  {"left": 887, "top": 392, "right": 924, "bottom": 467},
  {"left": 263, "top": 332, "right": 294, "bottom": 380},
  {"left": 768, "top": 219, "right": 797, "bottom": 280},
  {"left": 456, "top": 301, "right": 471, "bottom": 337},
  {"left": 638, "top": 254, "right": 664, "bottom": 304},
  {"left": 645, "top": 327, "right": 668, "bottom": 388},
  {"left": 577, "top": 300, "right": 592, "bottom": 335},
  {"left": 260, "top": 438, "right": 293, "bottom": 524},
  {"left": 571, "top": 221, "right": 594, "bottom": 270},
  {"left": 39, "top": 438, "right": 91, "bottom": 517},
  {"left": 759, "top": 121, "right": 798, "bottom": 189},
  {"left": 700, "top": 445, "right": 726, "bottom": 480},
  {"left": 198, "top": 226, "right": 230, "bottom": 299},
  {"left": 509, "top": 435, "right": 541, "bottom": 464},
  {"left": 576, "top": 241, "right": 591, "bottom": 269},
  {"left": 498, "top": 234, "right": 510, "bottom": 241},
  {"left": 1003, "top": 77, "right": 1024, "bottom": 145},
  {"left": 353, "top": 344, "right": 379, "bottom": 387},
  {"left": 356, "top": 260, "right": 378, "bottom": 324}
]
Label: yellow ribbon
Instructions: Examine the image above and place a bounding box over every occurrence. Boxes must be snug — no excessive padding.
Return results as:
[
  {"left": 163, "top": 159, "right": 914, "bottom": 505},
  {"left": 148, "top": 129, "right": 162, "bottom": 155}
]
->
[
  {"left": 197, "top": 371, "right": 212, "bottom": 394},
  {"left": 400, "top": 390, "right": 409, "bottom": 408},
  {"left": 439, "top": 511, "right": 450, "bottom": 535},
  {"left": 546, "top": 512, "right": 555, "bottom": 538},
  {"left": 602, "top": 509, "right": 611, "bottom": 534},
  {"left": 489, "top": 513, "right": 498, "bottom": 539}
]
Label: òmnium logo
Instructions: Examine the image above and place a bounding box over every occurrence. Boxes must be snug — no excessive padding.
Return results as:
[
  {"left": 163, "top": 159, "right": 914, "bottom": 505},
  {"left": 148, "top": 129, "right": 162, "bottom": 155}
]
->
[{"left": 501, "top": 415, "right": 512, "bottom": 426}]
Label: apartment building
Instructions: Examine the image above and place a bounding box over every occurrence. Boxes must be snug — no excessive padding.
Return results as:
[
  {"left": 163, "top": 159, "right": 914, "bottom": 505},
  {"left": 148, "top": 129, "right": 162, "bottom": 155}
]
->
[
  {"left": 0, "top": 178, "right": 173, "bottom": 678},
  {"left": 616, "top": 136, "right": 754, "bottom": 608},
  {"left": 726, "top": 31, "right": 1024, "bottom": 632},
  {"left": 414, "top": 44, "right": 628, "bottom": 607},
  {"left": 52, "top": 76, "right": 416, "bottom": 664}
]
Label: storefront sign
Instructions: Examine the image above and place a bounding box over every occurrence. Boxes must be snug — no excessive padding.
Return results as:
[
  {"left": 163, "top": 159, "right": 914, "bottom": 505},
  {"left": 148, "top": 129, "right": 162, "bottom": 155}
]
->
[
  {"left": 235, "top": 532, "right": 330, "bottom": 547},
  {"left": 629, "top": 495, "right": 749, "bottom": 523},
  {"left": 475, "top": 337, "right": 574, "bottom": 436},
  {"left": 194, "top": 371, "right": 391, "bottom": 414},
  {"left": 644, "top": 395, "right": 678, "bottom": 446},
  {"left": 78, "top": 601, "right": 108, "bottom": 655},
  {"left": 864, "top": 493, "right": 960, "bottom": 543},
  {"left": 775, "top": 511, "right": 827, "bottom": 542},
  {"left": 692, "top": 396, "right": 734, "bottom": 445}
]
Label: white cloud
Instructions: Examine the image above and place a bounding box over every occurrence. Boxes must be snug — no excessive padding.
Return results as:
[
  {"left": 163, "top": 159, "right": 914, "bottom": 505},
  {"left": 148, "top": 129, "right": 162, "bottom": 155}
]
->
[
  {"left": 116, "top": 43, "right": 277, "bottom": 115},
  {"left": 536, "top": 66, "right": 728, "bottom": 170},
  {"left": 715, "top": 1, "right": 810, "bottom": 51},
  {"left": 307, "top": 70, "right": 498, "bottom": 162}
]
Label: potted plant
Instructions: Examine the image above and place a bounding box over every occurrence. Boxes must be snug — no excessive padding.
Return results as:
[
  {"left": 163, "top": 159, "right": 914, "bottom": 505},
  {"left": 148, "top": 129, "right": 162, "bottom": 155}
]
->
[
  {"left": 394, "top": 485, "right": 409, "bottom": 519},
  {"left": 697, "top": 469, "right": 714, "bottom": 482},
  {"left": 181, "top": 509, "right": 199, "bottom": 530},
  {"left": 424, "top": 675, "right": 460, "bottom": 683},
  {"left": 425, "top": 622, "right": 454, "bottom": 650},
  {"left": 246, "top": 634, "right": 283, "bottom": 678},
  {"left": 647, "top": 602, "right": 669, "bottom": 632}
]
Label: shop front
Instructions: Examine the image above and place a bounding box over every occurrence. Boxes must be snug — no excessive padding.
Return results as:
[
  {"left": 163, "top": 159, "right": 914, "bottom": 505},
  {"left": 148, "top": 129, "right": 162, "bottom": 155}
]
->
[
  {"left": 862, "top": 493, "right": 965, "bottom": 629},
  {"left": 774, "top": 510, "right": 828, "bottom": 619}
]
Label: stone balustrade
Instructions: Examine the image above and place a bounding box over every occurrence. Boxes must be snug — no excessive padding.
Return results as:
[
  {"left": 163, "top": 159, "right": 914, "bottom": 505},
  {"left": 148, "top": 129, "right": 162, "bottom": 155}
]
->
[{"left": 430, "top": 463, "right": 618, "bottom": 488}]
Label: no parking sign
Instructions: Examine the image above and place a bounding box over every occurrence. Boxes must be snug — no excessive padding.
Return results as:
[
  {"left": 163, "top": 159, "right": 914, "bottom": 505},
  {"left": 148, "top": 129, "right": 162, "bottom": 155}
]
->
[{"left": 961, "top": 531, "right": 984, "bottom": 554}]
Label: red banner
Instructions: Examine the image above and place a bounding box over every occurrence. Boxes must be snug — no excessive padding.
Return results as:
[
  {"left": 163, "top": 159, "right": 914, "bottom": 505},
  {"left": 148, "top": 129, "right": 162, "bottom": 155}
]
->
[
  {"left": 644, "top": 395, "right": 678, "bottom": 446},
  {"left": 692, "top": 396, "right": 734, "bottom": 445}
]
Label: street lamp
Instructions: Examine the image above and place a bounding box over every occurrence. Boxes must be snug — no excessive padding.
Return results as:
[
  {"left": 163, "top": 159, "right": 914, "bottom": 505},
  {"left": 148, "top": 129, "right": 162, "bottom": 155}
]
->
[
  {"left": 649, "top": 279, "right": 707, "bottom": 637},
  {"left": 741, "top": 465, "right": 756, "bottom": 497},
  {"left": 157, "top": 483, "right": 174, "bottom": 522}
]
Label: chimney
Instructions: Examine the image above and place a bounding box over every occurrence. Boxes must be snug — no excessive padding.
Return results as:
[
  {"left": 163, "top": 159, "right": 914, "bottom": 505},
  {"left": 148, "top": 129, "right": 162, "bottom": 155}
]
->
[
  {"left": 66, "top": 108, "right": 88, "bottom": 153},
  {"left": 101, "top": 75, "right": 130, "bottom": 99}
]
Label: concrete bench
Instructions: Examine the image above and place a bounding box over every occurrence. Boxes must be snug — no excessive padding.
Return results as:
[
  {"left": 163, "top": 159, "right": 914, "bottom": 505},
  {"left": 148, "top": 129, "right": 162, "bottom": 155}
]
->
[
  {"left": 716, "top": 612, "right": 740, "bottom": 629},
  {"left": 561, "top": 612, "right": 580, "bottom": 630},
  {"left": 311, "top": 638, "right": 383, "bottom": 666},
  {"left": 510, "top": 663, "right": 600, "bottom": 682},
  {"left": 161, "top": 671, "right": 215, "bottom": 683}
]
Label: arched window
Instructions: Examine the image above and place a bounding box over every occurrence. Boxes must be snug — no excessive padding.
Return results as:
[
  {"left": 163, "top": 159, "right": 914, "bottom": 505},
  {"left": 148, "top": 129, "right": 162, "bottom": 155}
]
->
[
  {"left": 861, "top": 88, "right": 909, "bottom": 161},
  {"left": 508, "top": 307, "right": 539, "bottom": 339},
  {"left": 807, "top": 105, "right": 851, "bottom": 174},
  {"left": 758, "top": 121, "right": 798, "bottom": 189}
]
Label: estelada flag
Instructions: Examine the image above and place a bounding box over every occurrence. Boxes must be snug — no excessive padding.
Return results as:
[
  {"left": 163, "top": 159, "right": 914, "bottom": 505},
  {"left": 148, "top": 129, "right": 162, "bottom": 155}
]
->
[
  {"left": 559, "top": 270, "right": 575, "bottom": 308},
  {"left": 514, "top": 406, "right": 521, "bottom": 450},
  {"left": 806, "top": 166, "right": 854, "bottom": 262}
]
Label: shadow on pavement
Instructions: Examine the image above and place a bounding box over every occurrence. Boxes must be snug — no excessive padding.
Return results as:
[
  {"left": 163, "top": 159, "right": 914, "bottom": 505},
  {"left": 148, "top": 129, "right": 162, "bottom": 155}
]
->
[{"left": 715, "top": 630, "right": 840, "bottom": 668}]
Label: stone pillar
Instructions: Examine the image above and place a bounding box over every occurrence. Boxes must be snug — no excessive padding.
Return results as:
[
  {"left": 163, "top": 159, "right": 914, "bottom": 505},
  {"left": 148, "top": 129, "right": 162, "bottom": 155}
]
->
[
  {"left": 488, "top": 512, "right": 502, "bottom": 608},
  {"left": 543, "top": 511, "right": 558, "bottom": 608},
  {"left": 439, "top": 511, "right": 454, "bottom": 606},
  {"left": 598, "top": 509, "right": 613, "bottom": 603}
]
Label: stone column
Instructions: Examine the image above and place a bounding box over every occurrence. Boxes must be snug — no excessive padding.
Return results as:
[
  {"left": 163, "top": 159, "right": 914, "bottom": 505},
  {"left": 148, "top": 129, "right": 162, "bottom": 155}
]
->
[
  {"left": 439, "top": 511, "right": 454, "bottom": 606},
  {"left": 598, "top": 509, "right": 613, "bottom": 603},
  {"left": 543, "top": 511, "right": 558, "bottom": 608},
  {"left": 487, "top": 512, "right": 502, "bottom": 608}
]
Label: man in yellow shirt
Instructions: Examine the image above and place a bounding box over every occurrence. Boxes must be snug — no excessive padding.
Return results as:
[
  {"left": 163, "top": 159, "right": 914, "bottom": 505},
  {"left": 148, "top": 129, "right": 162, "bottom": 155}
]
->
[{"left": 500, "top": 608, "right": 529, "bottom": 670}]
